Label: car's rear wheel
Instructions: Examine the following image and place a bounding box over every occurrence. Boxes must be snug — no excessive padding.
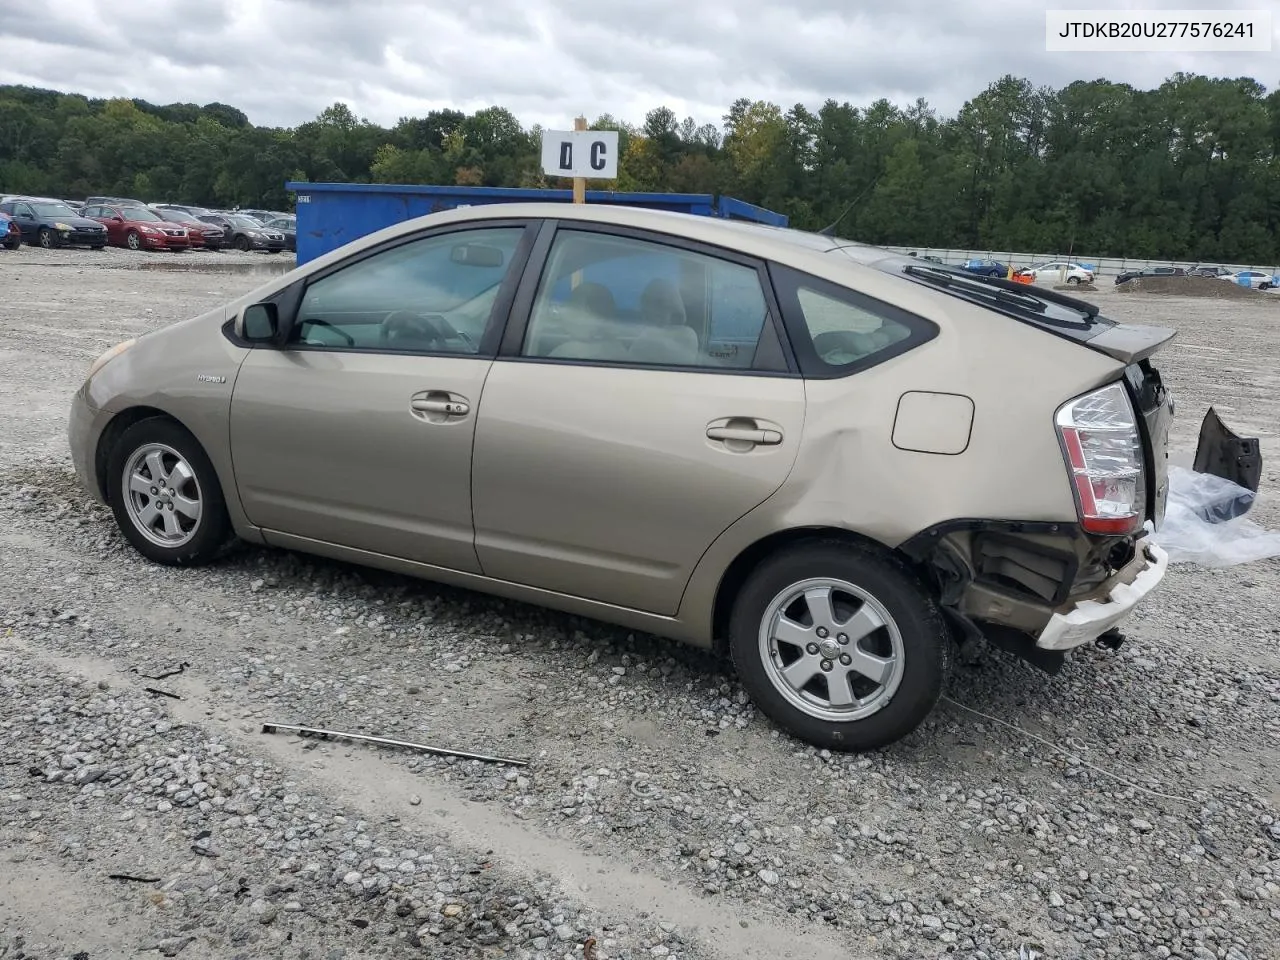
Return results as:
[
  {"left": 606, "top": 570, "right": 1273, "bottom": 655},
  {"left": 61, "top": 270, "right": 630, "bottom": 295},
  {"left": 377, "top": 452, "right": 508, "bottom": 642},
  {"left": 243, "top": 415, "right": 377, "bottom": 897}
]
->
[
  {"left": 126, "top": 231, "right": 141, "bottom": 251},
  {"left": 38, "top": 228, "right": 56, "bottom": 249},
  {"left": 729, "top": 540, "right": 950, "bottom": 751},
  {"left": 106, "top": 417, "right": 232, "bottom": 566}
]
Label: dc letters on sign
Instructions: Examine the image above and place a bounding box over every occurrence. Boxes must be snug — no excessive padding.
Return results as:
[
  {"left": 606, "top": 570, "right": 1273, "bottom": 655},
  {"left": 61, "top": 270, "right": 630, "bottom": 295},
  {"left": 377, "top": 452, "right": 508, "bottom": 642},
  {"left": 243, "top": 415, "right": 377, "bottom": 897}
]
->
[{"left": 539, "top": 130, "right": 620, "bottom": 180}]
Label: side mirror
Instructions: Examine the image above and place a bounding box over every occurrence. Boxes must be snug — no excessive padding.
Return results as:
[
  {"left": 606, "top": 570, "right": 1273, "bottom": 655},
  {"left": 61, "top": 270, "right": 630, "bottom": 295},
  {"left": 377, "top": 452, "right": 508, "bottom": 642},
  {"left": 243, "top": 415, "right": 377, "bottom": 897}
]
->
[{"left": 242, "top": 302, "right": 280, "bottom": 343}]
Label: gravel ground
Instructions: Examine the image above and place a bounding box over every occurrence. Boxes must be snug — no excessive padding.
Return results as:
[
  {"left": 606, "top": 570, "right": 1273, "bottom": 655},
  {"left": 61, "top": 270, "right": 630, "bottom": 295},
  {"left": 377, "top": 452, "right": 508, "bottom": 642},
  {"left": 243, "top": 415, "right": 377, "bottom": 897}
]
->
[{"left": 1, "top": 246, "right": 1278, "bottom": 960}]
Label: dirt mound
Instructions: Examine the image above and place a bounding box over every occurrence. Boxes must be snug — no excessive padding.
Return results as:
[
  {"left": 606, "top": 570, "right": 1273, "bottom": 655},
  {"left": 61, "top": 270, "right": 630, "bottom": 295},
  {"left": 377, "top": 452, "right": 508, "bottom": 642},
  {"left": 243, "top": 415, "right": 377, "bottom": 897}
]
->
[
  {"left": 1054, "top": 283, "right": 1097, "bottom": 292},
  {"left": 1117, "top": 275, "right": 1274, "bottom": 299}
]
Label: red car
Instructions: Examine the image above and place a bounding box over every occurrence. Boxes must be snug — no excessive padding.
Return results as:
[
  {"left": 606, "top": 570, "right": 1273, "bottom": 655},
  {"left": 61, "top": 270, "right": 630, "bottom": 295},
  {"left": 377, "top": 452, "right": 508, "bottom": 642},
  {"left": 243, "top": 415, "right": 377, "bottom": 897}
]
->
[
  {"left": 151, "top": 207, "right": 226, "bottom": 250},
  {"left": 81, "top": 202, "right": 191, "bottom": 252}
]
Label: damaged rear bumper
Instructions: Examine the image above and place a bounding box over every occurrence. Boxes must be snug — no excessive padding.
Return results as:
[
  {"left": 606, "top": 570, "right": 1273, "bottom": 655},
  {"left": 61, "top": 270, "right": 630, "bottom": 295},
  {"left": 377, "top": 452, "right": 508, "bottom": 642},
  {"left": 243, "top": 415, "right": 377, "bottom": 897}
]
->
[{"left": 1035, "top": 540, "right": 1168, "bottom": 650}]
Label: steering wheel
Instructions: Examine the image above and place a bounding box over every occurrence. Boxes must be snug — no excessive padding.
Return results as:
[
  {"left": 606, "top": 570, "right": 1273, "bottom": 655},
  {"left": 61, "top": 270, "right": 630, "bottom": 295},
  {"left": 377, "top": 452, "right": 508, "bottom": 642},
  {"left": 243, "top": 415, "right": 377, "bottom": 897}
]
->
[{"left": 379, "top": 310, "right": 451, "bottom": 349}]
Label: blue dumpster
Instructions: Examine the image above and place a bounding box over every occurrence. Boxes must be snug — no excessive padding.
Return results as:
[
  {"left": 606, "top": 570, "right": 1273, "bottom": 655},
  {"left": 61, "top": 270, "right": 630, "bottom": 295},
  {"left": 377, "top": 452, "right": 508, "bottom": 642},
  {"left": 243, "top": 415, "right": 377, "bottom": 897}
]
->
[{"left": 285, "top": 182, "right": 789, "bottom": 264}]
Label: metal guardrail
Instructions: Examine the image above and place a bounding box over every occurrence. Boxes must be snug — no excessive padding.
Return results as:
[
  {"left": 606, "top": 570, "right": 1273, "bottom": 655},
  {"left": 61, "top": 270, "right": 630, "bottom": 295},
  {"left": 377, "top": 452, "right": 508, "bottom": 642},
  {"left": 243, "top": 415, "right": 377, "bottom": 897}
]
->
[{"left": 881, "top": 246, "right": 1280, "bottom": 277}]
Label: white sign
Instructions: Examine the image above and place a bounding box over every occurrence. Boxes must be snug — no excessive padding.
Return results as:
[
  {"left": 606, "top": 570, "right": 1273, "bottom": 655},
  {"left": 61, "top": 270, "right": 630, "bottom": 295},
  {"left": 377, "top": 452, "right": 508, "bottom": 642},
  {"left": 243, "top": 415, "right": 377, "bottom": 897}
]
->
[{"left": 540, "top": 129, "right": 619, "bottom": 179}]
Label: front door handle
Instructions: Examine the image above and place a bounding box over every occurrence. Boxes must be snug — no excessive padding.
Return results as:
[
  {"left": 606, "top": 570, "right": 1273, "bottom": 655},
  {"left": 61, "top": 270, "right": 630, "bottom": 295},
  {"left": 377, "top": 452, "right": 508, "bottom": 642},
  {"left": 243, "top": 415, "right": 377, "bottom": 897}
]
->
[
  {"left": 706, "top": 417, "right": 784, "bottom": 449},
  {"left": 410, "top": 390, "right": 470, "bottom": 423},
  {"left": 412, "top": 398, "right": 469, "bottom": 416}
]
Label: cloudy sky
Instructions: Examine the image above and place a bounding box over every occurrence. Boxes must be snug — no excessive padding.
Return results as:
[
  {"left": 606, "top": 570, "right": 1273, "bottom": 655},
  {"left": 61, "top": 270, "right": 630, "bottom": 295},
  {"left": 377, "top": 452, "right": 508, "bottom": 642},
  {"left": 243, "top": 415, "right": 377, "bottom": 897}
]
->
[{"left": 0, "top": 0, "right": 1275, "bottom": 132}]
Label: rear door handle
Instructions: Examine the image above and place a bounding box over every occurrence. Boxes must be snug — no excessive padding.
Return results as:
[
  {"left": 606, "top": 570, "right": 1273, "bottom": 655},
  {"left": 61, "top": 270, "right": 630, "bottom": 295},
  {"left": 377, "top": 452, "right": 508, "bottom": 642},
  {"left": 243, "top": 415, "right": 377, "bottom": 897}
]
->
[
  {"left": 706, "top": 417, "right": 784, "bottom": 448},
  {"left": 707, "top": 425, "right": 782, "bottom": 444}
]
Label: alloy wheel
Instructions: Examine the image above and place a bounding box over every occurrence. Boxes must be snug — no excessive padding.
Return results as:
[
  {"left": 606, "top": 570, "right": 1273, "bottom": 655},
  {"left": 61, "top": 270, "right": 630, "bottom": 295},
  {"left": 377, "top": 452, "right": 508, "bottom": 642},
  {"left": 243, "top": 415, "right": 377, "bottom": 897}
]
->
[
  {"left": 121, "top": 442, "right": 203, "bottom": 548},
  {"left": 757, "top": 577, "right": 905, "bottom": 722}
]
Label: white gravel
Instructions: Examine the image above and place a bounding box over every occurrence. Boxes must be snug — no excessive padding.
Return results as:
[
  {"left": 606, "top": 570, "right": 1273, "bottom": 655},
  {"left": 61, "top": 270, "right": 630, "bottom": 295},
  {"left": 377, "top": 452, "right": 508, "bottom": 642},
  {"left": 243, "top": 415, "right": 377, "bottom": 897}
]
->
[{"left": 1, "top": 246, "right": 1279, "bottom": 960}]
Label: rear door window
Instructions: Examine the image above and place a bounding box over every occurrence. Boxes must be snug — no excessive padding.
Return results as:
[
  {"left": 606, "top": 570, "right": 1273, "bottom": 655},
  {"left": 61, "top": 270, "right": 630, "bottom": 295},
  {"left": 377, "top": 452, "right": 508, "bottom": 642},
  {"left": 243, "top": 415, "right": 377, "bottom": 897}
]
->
[{"left": 520, "top": 229, "right": 775, "bottom": 370}]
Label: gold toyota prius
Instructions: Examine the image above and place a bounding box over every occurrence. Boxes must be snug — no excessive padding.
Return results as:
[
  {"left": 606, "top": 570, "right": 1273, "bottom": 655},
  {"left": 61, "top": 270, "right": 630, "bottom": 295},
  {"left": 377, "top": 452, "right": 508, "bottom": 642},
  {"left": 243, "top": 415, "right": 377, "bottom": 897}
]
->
[{"left": 72, "top": 202, "right": 1228, "bottom": 751}]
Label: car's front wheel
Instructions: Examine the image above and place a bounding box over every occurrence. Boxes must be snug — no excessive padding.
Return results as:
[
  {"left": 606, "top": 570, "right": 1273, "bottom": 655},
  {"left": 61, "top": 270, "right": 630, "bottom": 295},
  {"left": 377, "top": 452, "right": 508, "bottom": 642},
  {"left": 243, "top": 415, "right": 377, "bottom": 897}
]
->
[
  {"left": 729, "top": 540, "right": 950, "bottom": 751},
  {"left": 38, "top": 228, "right": 57, "bottom": 249},
  {"left": 234, "top": 235, "right": 251, "bottom": 252},
  {"left": 1067, "top": 276, "right": 1082, "bottom": 284},
  {"left": 105, "top": 417, "right": 233, "bottom": 566},
  {"left": 126, "top": 231, "right": 141, "bottom": 251}
]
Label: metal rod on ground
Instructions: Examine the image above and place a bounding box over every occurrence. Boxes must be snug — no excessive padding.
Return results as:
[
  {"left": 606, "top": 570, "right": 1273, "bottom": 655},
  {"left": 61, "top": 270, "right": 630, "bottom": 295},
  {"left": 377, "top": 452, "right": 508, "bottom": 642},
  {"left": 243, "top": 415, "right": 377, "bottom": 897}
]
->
[
  {"left": 260, "top": 722, "right": 529, "bottom": 767},
  {"left": 572, "top": 115, "right": 587, "bottom": 204}
]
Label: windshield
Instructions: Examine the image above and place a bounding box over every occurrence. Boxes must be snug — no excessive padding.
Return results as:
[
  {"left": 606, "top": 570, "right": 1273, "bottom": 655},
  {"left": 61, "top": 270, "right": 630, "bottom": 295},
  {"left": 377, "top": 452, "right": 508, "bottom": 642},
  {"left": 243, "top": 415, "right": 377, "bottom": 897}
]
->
[
  {"left": 31, "top": 202, "right": 78, "bottom": 219},
  {"left": 158, "top": 210, "right": 198, "bottom": 224},
  {"left": 121, "top": 207, "right": 163, "bottom": 222},
  {"left": 231, "top": 216, "right": 263, "bottom": 230}
]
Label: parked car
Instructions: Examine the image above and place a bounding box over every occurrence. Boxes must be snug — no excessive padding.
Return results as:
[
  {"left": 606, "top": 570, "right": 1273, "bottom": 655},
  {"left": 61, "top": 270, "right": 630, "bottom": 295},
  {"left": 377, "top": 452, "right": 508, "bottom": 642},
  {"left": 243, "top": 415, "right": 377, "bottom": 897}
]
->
[
  {"left": 85, "top": 195, "right": 147, "bottom": 206},
  {"left": 237, "top": 208, "right": 284, "bottom": 222},
  {"left": 197, "top": 213, "right": 285, "bottom": 252},
  {"left": 1189, "top": 265, "right": 1232, "bottom": 278},
  {"left": 151, "top": 207, "right": 226, "bottom": 250},
  {"left": 1222, "top": 270, "right": 1275, "bottom": 290},
  {"left": 0, "top": 210, "right": 21, "bottom": 249},
  {"left": 0, "top": 197, "right": 108, "bottom": 248},
  {"left": 1114, "top": 266, "right": 1186, "bottom": 285},
  {"left": 262, "top": 215, "right": 296, "bottom": 252},
  {"left": 69, "top": 203, "right": 1249, "bottom": 751},
  {"left": 81, "top": 203, "right": 191, "bottom": 252},
  {"left": 1016, "top": 261, "right": 1094, "bottom": 284},
  {"left": 154, "top": 203, "right": 214, "bottom": 217},
  {"left": 960, "top": 258, "right": 1011, "bottom": 278}
]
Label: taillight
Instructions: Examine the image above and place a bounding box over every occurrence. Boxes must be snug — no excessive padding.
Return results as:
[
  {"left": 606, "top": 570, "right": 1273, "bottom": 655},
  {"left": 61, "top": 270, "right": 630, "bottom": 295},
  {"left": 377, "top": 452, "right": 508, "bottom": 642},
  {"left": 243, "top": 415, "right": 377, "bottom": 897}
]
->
[{"left": 1055, "top": 382, "right": 1145, "bottom": 535}]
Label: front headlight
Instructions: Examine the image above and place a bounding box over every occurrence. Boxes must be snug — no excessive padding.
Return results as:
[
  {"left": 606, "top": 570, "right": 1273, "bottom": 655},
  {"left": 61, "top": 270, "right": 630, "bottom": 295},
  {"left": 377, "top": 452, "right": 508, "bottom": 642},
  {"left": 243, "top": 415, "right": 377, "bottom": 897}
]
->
[
  {"left": 54, "top": 222, "right": 73, "bottom": 231},
  {"left": 88, "top": 338, "right": 136, "bottom": 380}
]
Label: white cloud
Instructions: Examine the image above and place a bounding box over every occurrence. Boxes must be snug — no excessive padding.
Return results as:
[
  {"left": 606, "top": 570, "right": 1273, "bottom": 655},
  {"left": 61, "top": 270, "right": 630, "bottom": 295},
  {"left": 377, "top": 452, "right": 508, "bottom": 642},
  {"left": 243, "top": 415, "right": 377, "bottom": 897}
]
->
[{"left": 0, "top": 0, "right": 1274, "bottom": 132}]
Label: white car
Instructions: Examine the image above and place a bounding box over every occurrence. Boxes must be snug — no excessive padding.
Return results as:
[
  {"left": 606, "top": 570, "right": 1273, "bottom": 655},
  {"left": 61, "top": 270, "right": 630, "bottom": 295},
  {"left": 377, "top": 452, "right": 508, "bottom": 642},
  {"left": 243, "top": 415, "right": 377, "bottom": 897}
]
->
[
  {"left": 1018, "top": 262, "right": 1095, "bottom": 285},
  {"left": 1222, "top": 270, "right": 1275, "bottom": 290}
]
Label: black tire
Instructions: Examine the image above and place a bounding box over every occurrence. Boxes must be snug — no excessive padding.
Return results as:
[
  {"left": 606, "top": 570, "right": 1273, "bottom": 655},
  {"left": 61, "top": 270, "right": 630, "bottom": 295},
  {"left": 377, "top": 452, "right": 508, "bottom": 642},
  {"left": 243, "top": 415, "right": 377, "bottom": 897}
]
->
[
  {"left": 729, "top": 539, "right": 950, "bottom": 751},
  {"left": 105, "top": 417, "right": 233, "bottom": 566},
  {"left": 91, "top": 245, "right": 106, "bottom": 251},
  {"left": 126, "top": 231, "right": 141, "bottom": 251},
  {"left": 38, "top": 227, "right": 56, "bottom": 249},
  {"left": 1067, "top": 276, "right": 1081, "bottom": 284},
  {"left": 234, "top": 235, "right": 251, "bottom": 252}
]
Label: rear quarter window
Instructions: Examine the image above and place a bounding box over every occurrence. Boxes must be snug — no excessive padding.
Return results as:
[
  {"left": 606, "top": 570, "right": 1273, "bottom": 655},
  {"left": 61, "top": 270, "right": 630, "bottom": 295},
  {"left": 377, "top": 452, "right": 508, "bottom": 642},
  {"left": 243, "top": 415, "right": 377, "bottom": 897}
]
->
[{"left": 769, "top": 263, "right": 938, "bottom": 379}]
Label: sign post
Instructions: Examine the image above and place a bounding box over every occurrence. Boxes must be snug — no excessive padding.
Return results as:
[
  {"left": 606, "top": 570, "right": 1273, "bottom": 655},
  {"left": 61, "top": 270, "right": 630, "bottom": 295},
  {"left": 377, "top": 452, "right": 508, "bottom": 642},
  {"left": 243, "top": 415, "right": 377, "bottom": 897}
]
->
[
  {"left": 540, "top": 123, "right": 619, "bottom": 204},
  {"left": 572, "top": 115, "right": 587, "bottom": 204}
]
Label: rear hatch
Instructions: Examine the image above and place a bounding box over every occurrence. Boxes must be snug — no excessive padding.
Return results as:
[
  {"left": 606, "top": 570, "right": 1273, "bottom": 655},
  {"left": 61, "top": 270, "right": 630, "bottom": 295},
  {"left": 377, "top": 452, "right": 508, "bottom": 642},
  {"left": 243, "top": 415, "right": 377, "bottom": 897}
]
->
[{"left": 828, "top": 246, "right": 1177, "bottom": 529}]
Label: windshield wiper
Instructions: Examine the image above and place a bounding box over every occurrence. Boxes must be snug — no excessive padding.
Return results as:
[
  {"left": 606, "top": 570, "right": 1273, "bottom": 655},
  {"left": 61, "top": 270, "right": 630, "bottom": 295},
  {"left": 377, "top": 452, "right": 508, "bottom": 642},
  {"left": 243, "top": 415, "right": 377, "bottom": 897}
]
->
[{"left": 900, "top": 264, "right": 1099, "bottom": 330}]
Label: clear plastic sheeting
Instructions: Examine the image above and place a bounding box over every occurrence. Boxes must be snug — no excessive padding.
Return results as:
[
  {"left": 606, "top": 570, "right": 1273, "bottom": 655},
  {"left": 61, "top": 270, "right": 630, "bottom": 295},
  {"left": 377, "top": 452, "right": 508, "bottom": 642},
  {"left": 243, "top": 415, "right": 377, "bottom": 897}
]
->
[{"left": 1151, "top": 465, "right": 1280, "bottom": 568}]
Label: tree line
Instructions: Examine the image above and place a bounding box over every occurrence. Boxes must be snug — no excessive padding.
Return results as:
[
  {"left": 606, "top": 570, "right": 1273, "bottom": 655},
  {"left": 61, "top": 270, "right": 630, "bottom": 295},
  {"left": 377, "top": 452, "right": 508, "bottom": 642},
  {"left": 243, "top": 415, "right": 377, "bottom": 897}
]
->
[{"left": 2, "top": 73, "right": 1278, "bottom": 262}]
